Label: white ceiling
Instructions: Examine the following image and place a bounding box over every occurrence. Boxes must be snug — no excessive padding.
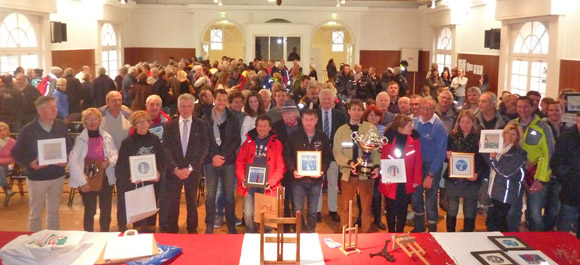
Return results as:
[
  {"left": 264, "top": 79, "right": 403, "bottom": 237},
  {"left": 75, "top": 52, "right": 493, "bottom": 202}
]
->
[{"left": 132, "top": 0, "right": 432, "bottom": 8}]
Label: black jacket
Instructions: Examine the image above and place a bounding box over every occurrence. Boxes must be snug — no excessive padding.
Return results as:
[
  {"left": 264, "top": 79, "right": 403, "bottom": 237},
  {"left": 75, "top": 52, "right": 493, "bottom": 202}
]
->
[
  {"left": 287, "top": 129, "right": 332, "bottom": 183},
  {"left": 551, "top": 126, "right": 580, "bottom": 207},
  {"left": 92, "top": 74, "right": 116, "bottom": 108},
  {"left": 116, "top": 132, "right": 166, "bottom": 191},
  {"left": 273, "top": 118, "right": 302, "bottom": 177},
  {"left": 163, "top": 116, "right": 209, "bottom": 174},
  {"left": 315, "top": 108, "right": 348, "bottom": 161},
  {"left": 203, "top": 108, "right": 241, "bottom": 165}
]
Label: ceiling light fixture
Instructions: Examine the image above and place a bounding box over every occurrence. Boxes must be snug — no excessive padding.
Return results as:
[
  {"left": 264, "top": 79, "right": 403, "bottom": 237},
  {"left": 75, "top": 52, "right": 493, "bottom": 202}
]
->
[
  {"left": 214, "top": 0, "right": 218, "bottom": 3},
  {"left": 119, "top": 0, "right": 127, "bottom": 4},
  {"left": 431, "top": 0, "right": 435, "bottom": 8},
  {"left": 341, "top": 0, "right": 346, "bottom": 4},
  {"left": 267, "top": 0, "right": 275, "bottom": 2},
  {"left": 218, "top": 0, "right": 222, "bottom": 6},
  {"left": 336, "top": 0, "right": 340, "bottom": 7}
]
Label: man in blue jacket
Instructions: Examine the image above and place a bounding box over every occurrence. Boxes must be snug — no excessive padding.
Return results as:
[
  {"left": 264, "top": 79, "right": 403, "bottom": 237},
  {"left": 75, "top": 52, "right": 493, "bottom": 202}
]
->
[{"left": 412, "top": 98, "right": 448, "bottom": 232}]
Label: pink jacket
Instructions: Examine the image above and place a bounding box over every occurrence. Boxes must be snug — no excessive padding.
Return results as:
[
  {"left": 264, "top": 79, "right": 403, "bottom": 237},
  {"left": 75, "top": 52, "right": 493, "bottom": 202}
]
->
[{"left": 0, "top": 138, "right": 15, "bottom": 165}]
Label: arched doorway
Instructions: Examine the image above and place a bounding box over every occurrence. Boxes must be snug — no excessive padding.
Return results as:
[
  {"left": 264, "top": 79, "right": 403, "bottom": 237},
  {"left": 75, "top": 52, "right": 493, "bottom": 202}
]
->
[
  {"left": 311, "top": 21, "right": 353, "bottom": 82},
  {"left": 201, "top": 20, "right": 244, "bottom": 62}
]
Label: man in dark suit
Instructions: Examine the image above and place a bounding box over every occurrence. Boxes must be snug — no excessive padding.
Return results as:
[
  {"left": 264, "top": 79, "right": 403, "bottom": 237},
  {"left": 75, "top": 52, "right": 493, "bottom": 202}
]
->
[
  {"left": 315, "top": 88, "right": 348, "bottom": 222},
  {"left": 162, "top": 93, "right": 209, "bottom": 234}
]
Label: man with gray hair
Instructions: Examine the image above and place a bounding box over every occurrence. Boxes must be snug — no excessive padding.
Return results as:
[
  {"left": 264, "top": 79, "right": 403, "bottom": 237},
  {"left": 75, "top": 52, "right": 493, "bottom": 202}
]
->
[
  {"left": 99, "top": 91, "right": 132, "bottom": 150},
  {"left": 463, "top": 86, "right": 482, "bottom": 113},
  {"left": 476, "top": 92, "right": 508, "bottom": 130},
  {"left": 435, "top": 90, "right": 458, "bottom": 134},
  {"left": 398, "top": 96, "right": 412, "bottom": 115},
  {"left": 75, "top": 65, "right": 90, "bottom": 81},
  {"left": 145, "top": 94, "right": 170, "bottom": 140},
  {"left": 122, "top": 66, "right": 138, "bottom": 106},
  {"left": 93, "top": 67, "right": 116, "bottom": 107},
  {"left": 315, "top": 88, "right": 348, "bottom": 222},
  {"left": 376, "top": 91, "right": 396, "bottom": 127},
  {"left": 259, "top": 88, "right": 273, "bottom": 111}
]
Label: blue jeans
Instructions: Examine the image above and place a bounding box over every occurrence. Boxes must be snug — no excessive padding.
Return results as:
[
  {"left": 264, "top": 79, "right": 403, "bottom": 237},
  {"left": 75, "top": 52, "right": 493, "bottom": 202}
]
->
[
  {"left": 203, "top": 164, "right": 236, "bottom": 233},
  {"left": 543, "top": 180, "right": 561, "bottom": 231},
  {"left": 216, "top": 176, "right": 239, "bottom": 218},
  {"left": 557, "top": 203, "right": 580, "bottom": 238},
  {"left": 508, "top": 185, "right": 548, "bottom": 231},
  {"left": 0, "top": 165, "right": 8, "bottom": 187},
  {"left": 243, "top": 187, "right": 265, "bottom": 233},
  {"left": 292, "top": 180, "right": 322, "bottom": 233},
  {"left": 411, "top": 162, "right": 441, "bottom": 232}
]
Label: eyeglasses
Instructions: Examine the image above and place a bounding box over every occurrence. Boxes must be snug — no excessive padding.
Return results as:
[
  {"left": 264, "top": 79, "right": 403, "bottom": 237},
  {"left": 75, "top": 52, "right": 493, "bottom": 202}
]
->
[{"left": 420, "top": 107, "right": 435, "bottom": 111}]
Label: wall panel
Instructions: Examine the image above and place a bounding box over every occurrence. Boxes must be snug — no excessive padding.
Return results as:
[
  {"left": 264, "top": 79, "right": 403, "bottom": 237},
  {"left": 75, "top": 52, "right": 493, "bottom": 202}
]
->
[
  {"left": 124, "top": 48, "right": 196, "bottom": 65},
  {"left": 51, "top": 49, "right": 95, "bottom": 77},
  {"left": 456, "top": 53, "right": 500, "bottom": 95},
  {"left": 559, "top": 59, "right": 580, "bottom": 92}
]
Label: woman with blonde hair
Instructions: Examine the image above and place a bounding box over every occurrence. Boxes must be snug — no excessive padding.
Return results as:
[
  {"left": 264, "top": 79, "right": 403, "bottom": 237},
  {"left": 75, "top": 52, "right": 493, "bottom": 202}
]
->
[
  {"left": 115, "top": 111, "right": 166, "bottom": 232},
  {"left": 68, "top": 108, "right": 118, "bottom": 231},
  {"left": 444, "top": 109, "right": 485, "bottom": 232},
  {"left": 0, "top": 122, "right": 15, "bottom": 205},
  {"left": 176, "top": 70, "right": 195, "bottom": 97},
  {"left": 484, "top": 122, "right": 527, "bottom": 231}
]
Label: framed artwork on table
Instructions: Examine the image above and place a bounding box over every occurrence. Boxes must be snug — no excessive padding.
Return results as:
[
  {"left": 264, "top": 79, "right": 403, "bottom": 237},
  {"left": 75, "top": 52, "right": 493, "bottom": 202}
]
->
[
  {"left": 380, "top": 159, "right": 406, "bottom": 183},
  {"left": 246, "top": 164, "right": 269, "bottom": 188},
  {"left": 509, "top": 250, "right": 557, "bottom": 265},
  {"left": 449, "top": 152, "right": 475, "bottom": 178},
  {"left": 38, "top": 138, "right": 67, "bottom": 166},
  {"left": 297, "top": 151, "right": 321, "bottom": 177},
  {"left": 479, "top": 130, "right": 504, "bottom": 153},
  {"left": 471, "top": 250, "right": 518, "bottom": 265},
  {"left": 129, "top": 154, "right": 158, "bottom": 183},
  {"left": 488, "top": 236, "right": 533, "bottom": 251}
]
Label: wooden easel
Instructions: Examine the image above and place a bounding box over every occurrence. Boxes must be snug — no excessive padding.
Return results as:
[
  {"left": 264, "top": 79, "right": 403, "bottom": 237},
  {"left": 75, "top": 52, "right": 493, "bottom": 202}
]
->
[
  {"left": 259, "top": 187, "right": 301, "bottom": 265},
  {"left": 340, "top": 200, "right": 361, "bottom": 256},
  {"left": 392, "top": 232, "right": 430, "bottom": 265}
]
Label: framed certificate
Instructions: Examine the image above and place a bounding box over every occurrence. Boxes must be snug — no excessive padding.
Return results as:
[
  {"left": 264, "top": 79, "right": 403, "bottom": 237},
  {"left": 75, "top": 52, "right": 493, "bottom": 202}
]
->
[
  {"left": 38, "top": 138, "right": 67, "bottom": 166},
  {"left": 449, "top": 152, "right": 475, "bottom": 178},
  {"left": 129, "top": 154, "right": 158, "bottom": 183},
  {"left": 471, "top": 250, "right": 518, "bottom": 265},
  {"left": 487, "top": 236, "right": 533, "bottom": 251},
  {"left": 564, "top": 92, "right": 580, "bottom": 113},
  {"left": 246, "top": 164, "right": 269, "bottom": 188},
  {"left": 509, "top": 250, "right": 557, "bottom": 265},
  {"left": 296, "top": 151, "right": 322, "bottom": 177},
  {"left": 380, "top": 159, "right": 406, "bottom": 183},
  {"left": 479, "top": 130, "right": 504, "bottom": 153}
]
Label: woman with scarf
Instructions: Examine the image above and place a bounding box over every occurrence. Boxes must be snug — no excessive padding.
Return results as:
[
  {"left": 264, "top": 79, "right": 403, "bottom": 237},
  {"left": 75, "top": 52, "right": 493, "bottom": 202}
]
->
[{"left": 484, "top": 122, "right": 527, "bottom": 232}]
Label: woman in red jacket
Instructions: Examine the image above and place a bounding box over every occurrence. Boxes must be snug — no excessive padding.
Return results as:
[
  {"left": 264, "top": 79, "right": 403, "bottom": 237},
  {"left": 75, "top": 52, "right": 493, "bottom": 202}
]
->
[
  {"left": 379, "top": 114, "right": 423, "bottom": 232},
  {"left": 236, "top": 115, "right": 286, "bottom": 233}
]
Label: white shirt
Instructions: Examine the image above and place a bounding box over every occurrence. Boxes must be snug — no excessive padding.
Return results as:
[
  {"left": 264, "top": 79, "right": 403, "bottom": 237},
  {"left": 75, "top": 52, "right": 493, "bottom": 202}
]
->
[
  {"left": 417, "top": 114, "right": 437, "bottom": 125},
  {"left": 179, "top": 115, "right": 193, "bottom": 144}
]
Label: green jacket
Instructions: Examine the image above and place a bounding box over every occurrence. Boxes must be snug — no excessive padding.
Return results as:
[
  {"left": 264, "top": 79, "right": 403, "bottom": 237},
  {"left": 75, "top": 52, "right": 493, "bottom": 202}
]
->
[
  {"left": 333, "top": 121, "right": 381, "bottom": 181},
  {"left": 516, "top": 117, "right": 555, "bottom": 182}
]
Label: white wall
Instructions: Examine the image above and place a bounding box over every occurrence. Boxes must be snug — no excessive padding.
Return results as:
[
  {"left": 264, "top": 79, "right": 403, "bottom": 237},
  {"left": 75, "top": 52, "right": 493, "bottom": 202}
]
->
[
  {"left": 455, "top": 2, "right": 501, "bottom": 55},
  {"left": 358, "top": 8, "right": 422, "bottom": 51}
]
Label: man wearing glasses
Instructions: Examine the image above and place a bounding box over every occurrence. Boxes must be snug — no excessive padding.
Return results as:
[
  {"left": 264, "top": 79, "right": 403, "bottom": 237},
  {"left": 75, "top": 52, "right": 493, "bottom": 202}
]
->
[{"left": 412, "top": 98, "right": 448, "bottom": 232}]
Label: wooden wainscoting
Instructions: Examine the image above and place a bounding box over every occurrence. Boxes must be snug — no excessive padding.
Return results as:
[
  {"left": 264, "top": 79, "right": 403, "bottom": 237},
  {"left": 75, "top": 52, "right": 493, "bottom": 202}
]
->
[
  {"left": 456, "top": 53, "right": 500, "bottom": 95},
  {"left": 51, "top": 49, "right": 95, "bottom": 76},
  {"left": 559, "top": 59, "right": 580, "bottom": 92},
  {"left": 124, "top": 47, "right": 196, "bottom": 65}
]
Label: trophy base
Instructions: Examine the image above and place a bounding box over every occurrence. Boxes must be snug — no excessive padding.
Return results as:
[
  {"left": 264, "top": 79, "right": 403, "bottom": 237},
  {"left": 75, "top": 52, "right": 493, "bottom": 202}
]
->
[{"left": 355, "top": 166, "right": 373, "bottom": 178}]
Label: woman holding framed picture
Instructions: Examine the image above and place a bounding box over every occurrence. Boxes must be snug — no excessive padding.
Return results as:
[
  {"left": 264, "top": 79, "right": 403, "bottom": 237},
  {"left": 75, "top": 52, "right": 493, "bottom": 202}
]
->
[
  {"left": 115, "top": 111, "right": 166, "bottom": 232},
  {"left": 68, "top": 108, "right": 118, "bottom": 232},
  {"left": 444, "top": 110, "right": 485, "bottom": 232},
  {"left": 378, "top": 114, "right": 423, "bottom": 233}
]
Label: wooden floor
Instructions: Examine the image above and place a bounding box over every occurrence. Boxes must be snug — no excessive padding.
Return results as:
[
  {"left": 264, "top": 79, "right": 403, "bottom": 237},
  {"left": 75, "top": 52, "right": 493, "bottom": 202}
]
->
[{"left": 0, "top": 180, "right": 489, "bottom": 234}]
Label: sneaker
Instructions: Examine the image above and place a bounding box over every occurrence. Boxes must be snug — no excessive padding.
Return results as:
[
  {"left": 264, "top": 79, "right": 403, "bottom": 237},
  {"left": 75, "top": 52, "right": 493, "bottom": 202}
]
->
[
  {"left": 235, "top": 216, "right": 243, "bottom": 226},
  {"left": 214, "top": 216, "right": 224, "bottom": 228}
]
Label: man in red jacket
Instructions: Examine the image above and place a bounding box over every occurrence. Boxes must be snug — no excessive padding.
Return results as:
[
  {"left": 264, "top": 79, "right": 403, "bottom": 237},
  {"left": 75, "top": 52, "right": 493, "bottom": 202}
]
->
[{"left": 236, "top": 115, "right": 286, "bottom": 233}]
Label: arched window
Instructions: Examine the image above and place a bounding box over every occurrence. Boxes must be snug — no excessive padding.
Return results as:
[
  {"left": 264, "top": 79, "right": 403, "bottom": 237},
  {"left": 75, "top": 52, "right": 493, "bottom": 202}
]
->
[
  {"left": 510, "top": 21, "right": 549, "bottom": 96},
  {"left": 101, "top": 23, "right": 118, "bottom": 77},
  {"left": 435, "top": 27, "right": 452, "bottom": 74},
  {"left": 0, "top": 13, "right": 39, "bottom": 73}
]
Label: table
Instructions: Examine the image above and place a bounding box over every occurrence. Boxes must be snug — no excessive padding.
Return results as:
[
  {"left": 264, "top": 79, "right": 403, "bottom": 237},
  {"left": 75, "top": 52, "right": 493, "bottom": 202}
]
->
[{"left": 1, "top": 231, "right": 579, "bottom": 264}]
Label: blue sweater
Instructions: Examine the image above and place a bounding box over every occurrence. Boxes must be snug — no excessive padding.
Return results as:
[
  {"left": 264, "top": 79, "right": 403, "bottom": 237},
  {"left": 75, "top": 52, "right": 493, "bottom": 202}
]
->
[
  {"left": 52, "top": 89, "right": 69, "bottom": 118},
  {"left": 414, "top": 117, "right": 448, "bottom": 176}
]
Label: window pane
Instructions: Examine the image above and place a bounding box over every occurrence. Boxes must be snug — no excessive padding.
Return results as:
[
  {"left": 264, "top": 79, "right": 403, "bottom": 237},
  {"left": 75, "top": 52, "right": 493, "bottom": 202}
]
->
[
  {"left": 255, "top": 36, "right": 268, "bottom": 60},
  {"left": 101, "top": 23, "right": 117, "bottom": 46},
  {"left": 210, "top": 29, "right": 223, "bottom": 50},
  {"left": 20, "top": 54, "right": 38, "bottom": 69},
  {"left": 332, "top": 31, "right": 344, "bottom": 52},
  {"left": 437, "top": 27, "right": 452, "bottom": 50},
  {"left": 0, "top": 55, "right": 18, "bottom": 73},
  {"left": 1, "top": 13, "right": 37, "bottom": 48},
  {"left": 513, "top": 21, "right": 549, "bottom": 55},
  {"left": 269, "top": 36, "right": 283, "bottom": 61}
]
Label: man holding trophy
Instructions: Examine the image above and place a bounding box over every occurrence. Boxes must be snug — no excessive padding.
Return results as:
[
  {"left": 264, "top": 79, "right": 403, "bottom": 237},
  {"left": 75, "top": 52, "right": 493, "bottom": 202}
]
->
[{"left": 333, "top": 99, "right": 385, "bottom": 233}]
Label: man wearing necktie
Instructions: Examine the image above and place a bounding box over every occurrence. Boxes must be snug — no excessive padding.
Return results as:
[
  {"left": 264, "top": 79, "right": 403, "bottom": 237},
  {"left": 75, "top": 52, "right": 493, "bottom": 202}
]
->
[{"left": 162, "top": 93, "right": 209, "bottom": 234}]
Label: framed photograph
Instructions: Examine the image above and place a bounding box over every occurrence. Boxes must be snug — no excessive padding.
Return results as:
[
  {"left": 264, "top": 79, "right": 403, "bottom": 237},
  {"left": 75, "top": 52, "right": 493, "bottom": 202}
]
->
[
  {"left": 245, "top": 164, "right": 269, "bottom": 188},
  {"left": 564, "top": 92, "right": 580, "bottom": 113},
  {"left": 296, "top": 151, "right": 322, "bottom": 177},
  {"left": 129, "top": 154, "right": 158, "bottom": 183},
  {"left": 471, "top": 250, "right": 518, "bottom": 265},
  {"left": 38, "top": 138, "right": 67, "bottom": 166},
  {"left": 449, "top": 152, "right": 475, "bottom": 178},
  {"left": 509, "top": 250, "right": 557, "bottom": 265},
  {"left": 380, "top": 159, "right": 407, "bottom": 183},
  {"left": 480, "top": 130, "right": 504, "bottom": 153},
  {"left": 488, "top": 236, "right": 533, "bottom": 251}
]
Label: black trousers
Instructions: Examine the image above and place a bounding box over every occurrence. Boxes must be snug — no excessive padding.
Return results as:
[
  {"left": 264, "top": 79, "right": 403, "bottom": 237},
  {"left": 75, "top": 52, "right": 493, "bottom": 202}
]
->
[
  {"left": 385, "top": 183, "right": 410, "bottom": 233},
  {"left": 487, "top": 199, "right": 512, "bottom": 232},
  {"left": 80, "top": 183, "right": 113, "bottom": 232},
  {"left": 164, "top": 173, "right": 201, "bottom": 233}
]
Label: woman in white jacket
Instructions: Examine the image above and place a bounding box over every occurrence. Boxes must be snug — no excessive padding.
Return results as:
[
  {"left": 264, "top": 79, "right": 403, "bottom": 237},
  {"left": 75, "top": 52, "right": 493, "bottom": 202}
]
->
[
  {"left": 450, "top": 68, "right": 468, "bottom": 108},
  {"left": 68, "top": 108, "right": 118, "bottom": 232}
]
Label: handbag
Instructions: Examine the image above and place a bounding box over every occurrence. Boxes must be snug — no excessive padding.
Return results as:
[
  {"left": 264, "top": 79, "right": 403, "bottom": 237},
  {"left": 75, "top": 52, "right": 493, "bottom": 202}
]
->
[
  {"left": 125, "top": 184, "right": 159, "bottom": 224},
  {"left": 84, "top": 158, "right": 106, "bottom": 192}
]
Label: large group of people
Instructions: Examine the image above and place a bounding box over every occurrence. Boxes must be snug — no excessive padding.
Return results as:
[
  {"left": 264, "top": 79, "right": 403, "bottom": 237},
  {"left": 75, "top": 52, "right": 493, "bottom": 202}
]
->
[{"left": 0, "top": 57, "right": 579, "bottom": 239}]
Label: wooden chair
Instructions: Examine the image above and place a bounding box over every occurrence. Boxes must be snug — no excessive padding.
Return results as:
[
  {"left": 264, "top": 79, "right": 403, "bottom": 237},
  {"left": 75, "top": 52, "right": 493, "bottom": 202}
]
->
[{"left": 259, "top": 210, "right": 301, "bottom": 265}]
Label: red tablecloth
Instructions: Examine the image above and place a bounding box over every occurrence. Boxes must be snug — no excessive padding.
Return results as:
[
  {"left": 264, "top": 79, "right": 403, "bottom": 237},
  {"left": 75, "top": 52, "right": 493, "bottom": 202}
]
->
[
  {"left": 154, "top": 233, "right": 244, "bottom": 265},
  {"left": 318, "top": 233, "right": 453, "bottom": 265},
  {"left": 503, "top": 232, "right": 580, "bottom": 265}
]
